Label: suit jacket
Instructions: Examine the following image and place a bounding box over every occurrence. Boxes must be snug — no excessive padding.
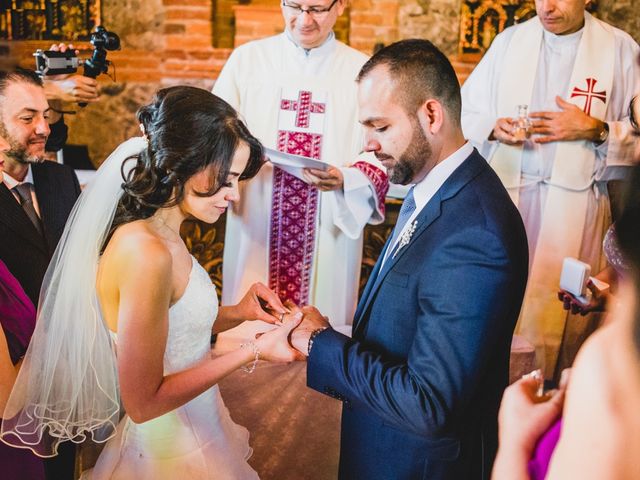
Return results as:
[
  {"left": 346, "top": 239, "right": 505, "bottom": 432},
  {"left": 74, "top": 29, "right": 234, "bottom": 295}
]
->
[
  {"left": 0, "top": 161, "right": 81, "bottom": 306},
  {"left": 307, "top": 150, "right": 528, "bottom": 480}
]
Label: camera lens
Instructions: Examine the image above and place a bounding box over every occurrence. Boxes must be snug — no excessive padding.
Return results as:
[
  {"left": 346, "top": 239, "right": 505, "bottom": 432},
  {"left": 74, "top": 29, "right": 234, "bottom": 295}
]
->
[{"left": 90, "top": 26, "right": 121, "bottom": 52}]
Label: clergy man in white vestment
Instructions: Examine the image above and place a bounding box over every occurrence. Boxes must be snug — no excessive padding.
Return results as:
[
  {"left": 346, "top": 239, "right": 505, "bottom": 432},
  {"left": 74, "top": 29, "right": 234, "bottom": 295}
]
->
[
  {"left": 212, "top": 0, "right": 388, "bottom": 334},
  {"left": 461, "top": 0, "right": 640, "bottom": 378}
]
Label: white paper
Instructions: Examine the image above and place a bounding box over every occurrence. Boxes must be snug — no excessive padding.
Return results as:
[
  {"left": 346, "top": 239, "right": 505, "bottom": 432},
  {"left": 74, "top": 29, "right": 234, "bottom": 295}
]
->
[{"left": 265, "top": 147, "right": 328, "bottom": 183}]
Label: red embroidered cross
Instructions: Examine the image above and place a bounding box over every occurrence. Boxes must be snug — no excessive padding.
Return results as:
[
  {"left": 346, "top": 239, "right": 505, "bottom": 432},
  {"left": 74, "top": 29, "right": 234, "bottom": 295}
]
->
[
  {"left": 280, "top": 91, "right": 326, "bottom": 128},
  {"left": 570, "top": 78, "right": 607, "bottom": 116}
]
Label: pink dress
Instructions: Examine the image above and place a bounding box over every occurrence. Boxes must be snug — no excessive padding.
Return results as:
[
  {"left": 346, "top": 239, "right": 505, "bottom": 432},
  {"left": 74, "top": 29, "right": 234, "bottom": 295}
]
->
[{"left": 0, "top": 260, "right": 45, "bottom": 480}]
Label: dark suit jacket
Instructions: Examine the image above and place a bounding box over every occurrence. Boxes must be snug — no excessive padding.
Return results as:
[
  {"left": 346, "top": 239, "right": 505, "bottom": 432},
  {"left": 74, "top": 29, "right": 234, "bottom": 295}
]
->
[
  {"left": 308, "top": 150, "right": 529, "bottom": 480},
  {"left": 0, "top": 161, "right": 81, "bottom": 306}
]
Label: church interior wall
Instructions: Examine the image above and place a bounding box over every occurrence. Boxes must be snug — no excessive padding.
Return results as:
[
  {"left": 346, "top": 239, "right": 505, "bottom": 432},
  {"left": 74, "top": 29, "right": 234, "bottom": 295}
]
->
[{"left": 0, "top": 0, "right": 637, "bottom": 168}]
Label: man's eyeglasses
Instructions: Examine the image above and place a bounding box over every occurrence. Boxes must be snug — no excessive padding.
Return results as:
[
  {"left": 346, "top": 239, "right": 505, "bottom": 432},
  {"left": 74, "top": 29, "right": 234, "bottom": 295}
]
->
[{"left": 282, "top": 0, "right": 339, "bottom": 17}]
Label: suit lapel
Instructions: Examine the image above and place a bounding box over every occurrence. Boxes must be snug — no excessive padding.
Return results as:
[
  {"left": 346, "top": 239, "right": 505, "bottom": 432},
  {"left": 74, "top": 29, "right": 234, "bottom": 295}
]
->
[
  {"left": 0, "top": 183, "right": 48, "bottom": 254},
  {"left": 352, "top": 192, "right": 443, "bottom": 338},
  {"left": 351, "top": 150, "right": 487, "bottom": 338},
  {"left": 353, "top": 235, "right": 392, "bottom": 332}
]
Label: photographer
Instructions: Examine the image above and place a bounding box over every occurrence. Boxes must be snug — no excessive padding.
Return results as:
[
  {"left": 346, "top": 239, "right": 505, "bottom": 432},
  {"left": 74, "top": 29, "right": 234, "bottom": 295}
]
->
[{"left": 41, "top": 43, "right": 100, "bottom": 154}]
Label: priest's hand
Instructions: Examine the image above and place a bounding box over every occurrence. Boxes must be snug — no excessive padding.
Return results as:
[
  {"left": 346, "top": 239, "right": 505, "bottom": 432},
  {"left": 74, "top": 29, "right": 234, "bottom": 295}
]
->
[
  {"left": 289, "top": 305, "right": 330, "bottom": 356},
  {"left": 235, "top": 282, "right": 288, "bottom": 324},
  {"left": 530, "top": 96, "right": 604, "bottom": 144},
  {"left": 489, "top": 117, "right": 524, "bottom": 145},
  {"left": 303, "top": 166, "right": 344, "bottom": 191}
]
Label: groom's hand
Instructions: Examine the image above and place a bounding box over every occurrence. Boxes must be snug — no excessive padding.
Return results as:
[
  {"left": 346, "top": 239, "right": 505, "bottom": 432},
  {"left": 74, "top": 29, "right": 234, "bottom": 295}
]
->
[
  {"left": 290, "top": 306, "right": 330, "bottom": 356},
  {"left": 236, "top": 282, "right": 287, "bottom": 324}
]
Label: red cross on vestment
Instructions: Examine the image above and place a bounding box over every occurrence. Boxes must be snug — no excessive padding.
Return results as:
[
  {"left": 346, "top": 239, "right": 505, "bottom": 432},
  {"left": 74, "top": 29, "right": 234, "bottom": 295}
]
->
[
  {"left": 280, "top": 90, "right": 326, "bottom": 128},
  {"left": 570, "top": 77, "right": 607, "bottom": 116}
]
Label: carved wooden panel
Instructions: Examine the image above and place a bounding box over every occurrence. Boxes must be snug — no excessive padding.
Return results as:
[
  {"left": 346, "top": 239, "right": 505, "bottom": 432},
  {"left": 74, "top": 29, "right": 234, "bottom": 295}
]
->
[
  {"left": 182, "top": 217, "right": 226, "bottom": 302},
  {"left": 459, "top": 0, "right": 536, "bottom": 57},
  {"left": 0, "top": 0, "right": 100, "bottom": 40}
]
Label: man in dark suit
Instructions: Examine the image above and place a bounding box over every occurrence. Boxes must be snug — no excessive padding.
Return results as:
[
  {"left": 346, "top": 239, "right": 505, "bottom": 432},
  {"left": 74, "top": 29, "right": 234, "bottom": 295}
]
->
[
  {"left": 0, "top": 68, "right": 80, "bottom": 479},
  {"left": 290, "top": 40, "right": 529, "bottom": 479}
]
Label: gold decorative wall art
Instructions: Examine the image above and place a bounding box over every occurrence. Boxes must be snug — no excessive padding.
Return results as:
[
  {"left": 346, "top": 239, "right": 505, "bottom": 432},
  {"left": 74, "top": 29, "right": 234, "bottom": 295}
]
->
[
  {"left": 459, "top": 0, "right": 536, "bottom": 57},
  {"left": 1, "top": 0, "right": 100, "bottom": 40}
]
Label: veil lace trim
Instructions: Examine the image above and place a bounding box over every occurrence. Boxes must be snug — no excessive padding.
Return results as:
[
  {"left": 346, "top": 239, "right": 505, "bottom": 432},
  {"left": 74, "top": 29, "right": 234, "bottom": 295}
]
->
[{"left": 0, "top": 137, "right": 147, "bottom": 457}]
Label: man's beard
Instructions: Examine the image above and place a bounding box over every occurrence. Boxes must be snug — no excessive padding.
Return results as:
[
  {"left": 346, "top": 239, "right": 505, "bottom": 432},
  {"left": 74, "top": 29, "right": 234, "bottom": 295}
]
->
[
  {"left": 381, "top": 120, "right": 432, "bottom": 185},
  {"left": 0, "top": 123, "right": 46, "bottom": 165}
]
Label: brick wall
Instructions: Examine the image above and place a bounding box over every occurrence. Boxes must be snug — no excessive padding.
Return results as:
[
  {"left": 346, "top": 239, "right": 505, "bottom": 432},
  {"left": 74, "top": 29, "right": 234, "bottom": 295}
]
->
[
  {"left": 350, "top": 0, "right": 399, "bottom": 53},
  {"left": 3, "top": 0, "right": 635, "bottom": 164}
]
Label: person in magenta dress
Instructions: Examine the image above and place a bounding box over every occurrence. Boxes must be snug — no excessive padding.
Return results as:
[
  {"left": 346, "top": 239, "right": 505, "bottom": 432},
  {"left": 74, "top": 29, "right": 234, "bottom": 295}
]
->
[{"left": 0, "top": 132, "right": 45, "bottom": 479}]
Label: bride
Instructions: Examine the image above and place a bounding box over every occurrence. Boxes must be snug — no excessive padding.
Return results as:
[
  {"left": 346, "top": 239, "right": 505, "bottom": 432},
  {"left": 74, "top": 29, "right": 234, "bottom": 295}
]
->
[{"left": 1, "top": 86, "right": 303, "bottom": 479}]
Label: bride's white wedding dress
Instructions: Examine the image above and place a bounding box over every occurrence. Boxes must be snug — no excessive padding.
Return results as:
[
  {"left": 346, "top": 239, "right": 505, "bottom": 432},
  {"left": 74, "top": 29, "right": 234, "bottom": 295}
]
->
[{"left": 83, "top": 256, "right": 259, "bottom": 479}]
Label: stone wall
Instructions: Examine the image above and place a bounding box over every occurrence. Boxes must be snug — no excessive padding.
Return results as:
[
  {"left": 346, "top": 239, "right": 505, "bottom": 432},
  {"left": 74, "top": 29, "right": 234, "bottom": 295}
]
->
[{"left": 0, "top": 0, "right": 638, "bottom": 165}]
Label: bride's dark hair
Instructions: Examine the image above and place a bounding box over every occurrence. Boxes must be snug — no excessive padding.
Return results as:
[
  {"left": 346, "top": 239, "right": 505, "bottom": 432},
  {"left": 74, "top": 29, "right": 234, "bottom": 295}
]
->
[{"left": 108, "top": 86, "right": 263, "bottom": 239}]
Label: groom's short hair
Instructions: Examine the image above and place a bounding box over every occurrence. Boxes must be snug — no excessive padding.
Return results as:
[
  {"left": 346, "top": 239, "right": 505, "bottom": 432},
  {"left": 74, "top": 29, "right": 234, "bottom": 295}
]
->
[{"left": 356, "top": 39, "right": 462, "bottom": 125}]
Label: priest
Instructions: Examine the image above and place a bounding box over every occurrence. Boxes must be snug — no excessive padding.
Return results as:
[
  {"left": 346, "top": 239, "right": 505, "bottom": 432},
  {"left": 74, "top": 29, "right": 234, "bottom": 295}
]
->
[
  {"left": 213, "top": 0, "right": 388, "bottom": 332},
  {"left": 461, "top": 0, "right": 640, "bottom": 378}
]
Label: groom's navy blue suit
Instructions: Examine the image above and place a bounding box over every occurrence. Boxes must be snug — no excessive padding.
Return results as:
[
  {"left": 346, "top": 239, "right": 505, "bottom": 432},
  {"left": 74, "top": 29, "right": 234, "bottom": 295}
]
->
[{"left": 307, "top": 149, "right": 528, "bottom": 479}]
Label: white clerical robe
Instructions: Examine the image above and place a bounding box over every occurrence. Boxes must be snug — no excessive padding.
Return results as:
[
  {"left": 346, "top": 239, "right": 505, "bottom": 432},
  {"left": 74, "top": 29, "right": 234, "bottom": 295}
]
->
[
  {"left": 213, "top": 33, "right": 387, "bottom": 331},
  {"left": 461, "top": 13, "right": 640, "bottom": 377}
]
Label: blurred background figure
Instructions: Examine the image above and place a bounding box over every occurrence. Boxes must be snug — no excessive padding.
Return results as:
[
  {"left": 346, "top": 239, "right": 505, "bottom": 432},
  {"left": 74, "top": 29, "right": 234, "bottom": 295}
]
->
[
  {"left": 493, "top": 121, "right": 640, "bottom": 480},
  {"left": 461, "top": 0, "right": 640, "bottom": 380}
]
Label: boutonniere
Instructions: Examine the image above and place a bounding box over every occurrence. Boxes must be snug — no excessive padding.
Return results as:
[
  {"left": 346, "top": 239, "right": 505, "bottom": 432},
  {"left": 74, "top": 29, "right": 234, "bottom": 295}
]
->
[{"left": 393, "top": 220, "right": 418, "bottom": 258}]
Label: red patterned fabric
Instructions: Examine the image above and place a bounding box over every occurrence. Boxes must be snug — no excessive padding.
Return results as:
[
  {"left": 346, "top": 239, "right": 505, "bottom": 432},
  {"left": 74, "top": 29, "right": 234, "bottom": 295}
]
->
[
  {"left": 269, "top": 167, "right": 318, "bottom": 305},
  {"left": 353, "top": 161, "right": 389, "bottom": 216},
  {"left": 280, "top": 91, "right": 326, "bottom": 129},
  {"left": 269, "top": 90, "right": 325, "bottom": 306}
]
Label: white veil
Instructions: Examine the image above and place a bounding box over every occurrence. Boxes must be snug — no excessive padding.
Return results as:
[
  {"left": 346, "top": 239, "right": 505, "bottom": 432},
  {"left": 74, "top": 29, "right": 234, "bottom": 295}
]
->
[{"left": 0, "top": 136, "right": 148, "bottom": 457}]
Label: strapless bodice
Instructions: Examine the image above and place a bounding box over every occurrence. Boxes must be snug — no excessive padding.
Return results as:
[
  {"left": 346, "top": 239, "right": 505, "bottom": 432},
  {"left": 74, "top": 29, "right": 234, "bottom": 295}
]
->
[{"left": 164, "top": 256, "right": 218, "bottom": 374}]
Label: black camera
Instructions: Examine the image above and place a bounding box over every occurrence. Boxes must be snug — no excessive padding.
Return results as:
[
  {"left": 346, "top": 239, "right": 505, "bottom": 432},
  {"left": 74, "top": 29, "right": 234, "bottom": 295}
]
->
[
  {"left": 83, "top": 26, "right": 121, "bottom": 78},
  {"left": 34, "top": 26, "right": 121, "bottom": 79}
]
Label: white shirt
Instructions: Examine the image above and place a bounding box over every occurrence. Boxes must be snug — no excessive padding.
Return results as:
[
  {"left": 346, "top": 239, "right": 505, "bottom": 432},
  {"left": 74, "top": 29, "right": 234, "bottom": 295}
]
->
[{"left": 382, "top": 141, "right": 473, "bottom": 265}]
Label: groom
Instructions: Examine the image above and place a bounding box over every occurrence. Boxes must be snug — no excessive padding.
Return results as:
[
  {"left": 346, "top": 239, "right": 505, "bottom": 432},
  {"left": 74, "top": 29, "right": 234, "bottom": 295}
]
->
[{"left": 291, "top": 40, "right": 529, "bottom": 479}]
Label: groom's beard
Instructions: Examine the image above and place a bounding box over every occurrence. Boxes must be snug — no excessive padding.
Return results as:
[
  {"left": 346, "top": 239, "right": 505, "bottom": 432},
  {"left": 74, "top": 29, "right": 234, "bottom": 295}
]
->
[{"left": 382, "top": 120, "right": 432, "bottom": 185}]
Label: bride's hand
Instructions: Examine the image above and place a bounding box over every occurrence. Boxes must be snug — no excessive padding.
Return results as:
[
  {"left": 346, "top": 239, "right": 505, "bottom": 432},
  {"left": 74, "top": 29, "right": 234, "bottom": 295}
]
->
[
  {"left": 235, "top": 282, "right": 287, "bottom": 324},
  {"left": 255, "top": 312, "right": 306, "bottom": 362}
]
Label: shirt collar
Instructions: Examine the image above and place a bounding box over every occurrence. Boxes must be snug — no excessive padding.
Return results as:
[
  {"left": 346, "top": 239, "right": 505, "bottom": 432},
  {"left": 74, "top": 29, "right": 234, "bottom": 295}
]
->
[
  {"left": 412, "top": 141, "right": 473, "bottom": 213},
  {"left": 2, "top": 164, "right": 34, "bottom": 190},
  {"left": 543, "top": 19, "right": 584, "bottom": 51},
  {"left": 283, "top": 29, "right": 336, "bottom": 57}
]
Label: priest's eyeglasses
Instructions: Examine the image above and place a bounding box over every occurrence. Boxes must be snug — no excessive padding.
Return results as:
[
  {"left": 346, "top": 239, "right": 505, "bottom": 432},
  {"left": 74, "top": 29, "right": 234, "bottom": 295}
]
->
[{"left": 282, "top": 0, "right": 339, "bottom": 17}]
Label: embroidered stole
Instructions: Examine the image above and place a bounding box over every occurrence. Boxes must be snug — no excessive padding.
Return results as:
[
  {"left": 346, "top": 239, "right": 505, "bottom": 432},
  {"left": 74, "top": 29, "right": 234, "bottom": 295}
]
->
[
  {"left": 269, "top": 88, "right": 326, "bottom": 306},
  {"left": 492, "top": 14, "right": 615, "bottom": 374}
]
